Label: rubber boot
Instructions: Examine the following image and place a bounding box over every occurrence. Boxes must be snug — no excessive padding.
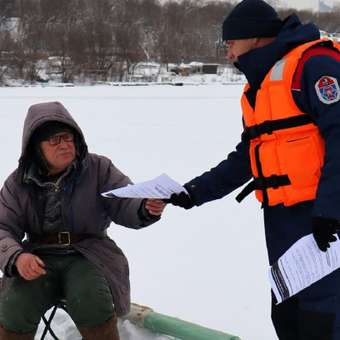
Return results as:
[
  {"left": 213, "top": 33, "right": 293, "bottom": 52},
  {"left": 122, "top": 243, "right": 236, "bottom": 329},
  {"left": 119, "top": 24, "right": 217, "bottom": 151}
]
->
[
  {"left": 0, "top": 325, "right": 34, "bottom": 340},
  {"left": 78, "top": 315, "right": 120, "bottom": 340}
]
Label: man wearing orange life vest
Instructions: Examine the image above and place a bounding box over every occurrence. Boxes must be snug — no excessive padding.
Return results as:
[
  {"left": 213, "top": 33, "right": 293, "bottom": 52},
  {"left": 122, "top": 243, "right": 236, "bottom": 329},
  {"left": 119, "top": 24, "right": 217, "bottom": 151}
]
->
[{"left": 167, "top": 0, "right": 340, "bottom": 339}]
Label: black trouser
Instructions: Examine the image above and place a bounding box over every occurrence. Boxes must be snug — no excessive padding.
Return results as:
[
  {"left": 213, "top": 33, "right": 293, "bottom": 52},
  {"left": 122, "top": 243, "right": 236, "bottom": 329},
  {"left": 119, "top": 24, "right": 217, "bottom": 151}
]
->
[
  {"left": 264, "top": 202, "right": 340, "bottom": 340},
  {"left": 271, "top": 283, "right": 338, "bottom": 340}
]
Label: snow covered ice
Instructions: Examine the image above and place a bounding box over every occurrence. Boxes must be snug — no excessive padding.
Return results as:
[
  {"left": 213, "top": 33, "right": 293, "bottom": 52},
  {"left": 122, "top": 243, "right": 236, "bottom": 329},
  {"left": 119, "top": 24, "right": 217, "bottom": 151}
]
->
[
  {"left": 35, "top": 307, "right": 173, "bottom": 340},
  {"left": 0, "top": 85, "right": 277, "bottom": 339}
]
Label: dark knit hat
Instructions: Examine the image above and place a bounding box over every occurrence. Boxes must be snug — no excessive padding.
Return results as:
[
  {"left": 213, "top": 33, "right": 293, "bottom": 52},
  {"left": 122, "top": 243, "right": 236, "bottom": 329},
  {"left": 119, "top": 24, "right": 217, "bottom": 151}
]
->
[
  {"left": 222, "top": 0, "right": 282, "bottom": 41},
  {"left": 33, "top": 121, "right": 73, "bottom": 144}
]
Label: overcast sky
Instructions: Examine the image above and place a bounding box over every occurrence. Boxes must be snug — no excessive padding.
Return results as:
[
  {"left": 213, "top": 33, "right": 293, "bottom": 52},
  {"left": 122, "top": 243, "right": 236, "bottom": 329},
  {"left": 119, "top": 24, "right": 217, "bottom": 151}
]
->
[
  {"left": 198, "top": 0, "right": 339, "bottom": 11},
  {"left": 283, "top": 0, "right": 323, "bottom": 10},
  {"left": 284, "top": 0, "right": 318, "bottom": 10},
  {"left": 160, "top": 0, "right": 339, "bottom": 12}
]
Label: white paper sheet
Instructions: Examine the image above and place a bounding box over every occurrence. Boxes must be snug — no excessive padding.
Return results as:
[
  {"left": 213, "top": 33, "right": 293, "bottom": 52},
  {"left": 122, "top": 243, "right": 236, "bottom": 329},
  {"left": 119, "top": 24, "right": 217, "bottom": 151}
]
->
[
  {"left": 101, "top": 173, "right": 188, "bottom": 199},
  {"left": 269, "top": 234, "right": 340, "bottom": 304}
]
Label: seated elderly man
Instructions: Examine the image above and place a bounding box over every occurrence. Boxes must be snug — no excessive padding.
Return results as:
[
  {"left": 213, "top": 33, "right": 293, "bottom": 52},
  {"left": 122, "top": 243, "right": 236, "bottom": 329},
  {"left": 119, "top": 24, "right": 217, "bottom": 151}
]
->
[{"left": 0, "top": 101, "right": 165, "bottom": 340}]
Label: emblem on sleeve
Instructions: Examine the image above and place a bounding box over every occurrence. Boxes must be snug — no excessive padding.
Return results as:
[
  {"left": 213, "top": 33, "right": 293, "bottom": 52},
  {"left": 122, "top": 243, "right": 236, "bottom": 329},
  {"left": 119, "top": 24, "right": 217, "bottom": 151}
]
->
[{"left": 315, "top": 76, "right": 340, "bottom": 104}]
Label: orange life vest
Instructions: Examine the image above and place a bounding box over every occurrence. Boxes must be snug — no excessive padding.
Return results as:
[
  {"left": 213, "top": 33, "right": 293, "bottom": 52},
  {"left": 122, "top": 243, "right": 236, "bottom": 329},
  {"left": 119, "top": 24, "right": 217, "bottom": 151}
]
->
[{"left": 237, "top": 38, "right": 340, "bottom": 207}]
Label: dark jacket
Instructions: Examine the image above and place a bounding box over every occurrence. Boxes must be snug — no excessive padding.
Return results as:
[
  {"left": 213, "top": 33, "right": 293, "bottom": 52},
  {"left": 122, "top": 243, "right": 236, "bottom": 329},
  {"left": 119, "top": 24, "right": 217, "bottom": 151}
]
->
[
  {"left": 185, "top": 15, "right": 340, "bottom": 264},
  {"left": 0, "top": 101, "right": 159, "bottom": 316}
]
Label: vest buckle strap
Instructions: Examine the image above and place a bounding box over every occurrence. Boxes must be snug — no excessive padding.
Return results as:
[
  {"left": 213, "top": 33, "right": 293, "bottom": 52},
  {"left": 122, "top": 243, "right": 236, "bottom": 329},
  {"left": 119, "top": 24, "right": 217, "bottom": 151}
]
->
[
  {"left": 242, "top": 120, "right": 274, "bottom": 141},
  {"left": 242, "top": 114, "right": 314, "bottom": 142},
  {"left": 236, "top": 174, "right": 291, "bottom": 203}
]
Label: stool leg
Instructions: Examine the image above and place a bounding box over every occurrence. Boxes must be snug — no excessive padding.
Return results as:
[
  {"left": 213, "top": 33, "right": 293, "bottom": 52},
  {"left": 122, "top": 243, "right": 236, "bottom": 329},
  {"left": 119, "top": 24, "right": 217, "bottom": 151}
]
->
[{"left": 41, "top": 305, "right": 59, "bottom": 340}]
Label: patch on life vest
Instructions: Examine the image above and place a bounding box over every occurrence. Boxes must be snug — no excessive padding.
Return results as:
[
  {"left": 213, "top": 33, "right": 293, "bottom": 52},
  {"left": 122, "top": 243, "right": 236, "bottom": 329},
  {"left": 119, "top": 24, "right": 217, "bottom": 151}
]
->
[{"left": 315, "top": 76, "right": 340, "bottom": 104}]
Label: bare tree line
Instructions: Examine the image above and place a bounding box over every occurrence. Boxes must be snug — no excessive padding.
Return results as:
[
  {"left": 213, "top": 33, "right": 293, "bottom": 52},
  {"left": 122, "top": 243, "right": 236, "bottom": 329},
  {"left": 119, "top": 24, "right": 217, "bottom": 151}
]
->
[{"left": 0, "top": 0, "right": 339, "bottom": 84}]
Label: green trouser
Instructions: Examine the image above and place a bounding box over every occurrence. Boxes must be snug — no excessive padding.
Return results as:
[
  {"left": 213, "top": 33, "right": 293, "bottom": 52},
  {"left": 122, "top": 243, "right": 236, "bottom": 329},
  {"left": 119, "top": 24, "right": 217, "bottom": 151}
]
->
[{"left": 0, "top": 253, "right": 114, "bottom": 333}]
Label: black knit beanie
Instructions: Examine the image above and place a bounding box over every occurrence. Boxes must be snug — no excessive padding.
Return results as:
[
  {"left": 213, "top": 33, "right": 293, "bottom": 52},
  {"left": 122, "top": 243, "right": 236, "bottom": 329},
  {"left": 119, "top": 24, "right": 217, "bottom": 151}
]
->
[
  {"left": 222, "top": 0, "right": 282, "bottom": 41},
  {"left": 32, "top": 121, "right": 73, "bottom": 144}
]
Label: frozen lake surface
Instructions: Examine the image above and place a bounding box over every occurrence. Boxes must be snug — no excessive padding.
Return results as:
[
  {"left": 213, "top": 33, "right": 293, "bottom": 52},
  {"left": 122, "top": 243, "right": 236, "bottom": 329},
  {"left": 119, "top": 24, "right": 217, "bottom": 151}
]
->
[{"left": 0, "top": 85, "right": 276, "bottom": 340}]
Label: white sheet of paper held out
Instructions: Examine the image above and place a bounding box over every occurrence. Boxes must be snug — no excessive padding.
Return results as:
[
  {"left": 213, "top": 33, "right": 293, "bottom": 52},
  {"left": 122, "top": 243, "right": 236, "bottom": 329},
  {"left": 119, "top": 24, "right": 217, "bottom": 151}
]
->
[
  {"left": 101, "top": 173, "right": 188, "bottom": 199},
  {"left": 269, "top": 234, "right": 340, "bottom": 304}
]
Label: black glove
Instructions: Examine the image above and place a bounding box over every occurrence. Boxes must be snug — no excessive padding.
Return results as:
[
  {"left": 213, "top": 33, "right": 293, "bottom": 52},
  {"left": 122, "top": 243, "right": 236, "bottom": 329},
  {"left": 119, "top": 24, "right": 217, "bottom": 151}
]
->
[
  {"left": 312, "top": 217, "right": 340, "bottom": 252},
  {"left": 165, "top": 191, "right": 194, "bottom": 210}
]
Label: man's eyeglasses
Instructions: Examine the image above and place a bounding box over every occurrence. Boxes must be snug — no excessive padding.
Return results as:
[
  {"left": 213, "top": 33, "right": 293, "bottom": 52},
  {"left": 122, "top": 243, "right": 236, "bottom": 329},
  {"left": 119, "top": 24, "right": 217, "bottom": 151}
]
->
[{"left": 44, "top": 132, "right": 74, "bottom": 146}]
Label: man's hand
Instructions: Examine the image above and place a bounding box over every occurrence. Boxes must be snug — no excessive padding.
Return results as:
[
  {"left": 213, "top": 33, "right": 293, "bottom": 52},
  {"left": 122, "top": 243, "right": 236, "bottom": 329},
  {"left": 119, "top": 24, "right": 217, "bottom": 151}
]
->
[
  {"left": 312, "top": 217, "right": 340, "bottom": 252},
  {"left": 145, "top": 199, "right": 166, "bottom": 216},
  {"left": 15, "top": 253, "right": 47, "bottom": 281},
  {"left": 166, "top": 192, "right": 194, "bottom": 209}
]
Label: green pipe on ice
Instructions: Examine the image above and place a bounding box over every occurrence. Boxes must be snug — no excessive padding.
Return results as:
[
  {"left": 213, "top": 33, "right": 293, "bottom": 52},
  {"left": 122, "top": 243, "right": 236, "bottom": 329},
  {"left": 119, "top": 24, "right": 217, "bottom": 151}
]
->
[{"left": 124, "top": 303, "right": 242, "bottom": 340}]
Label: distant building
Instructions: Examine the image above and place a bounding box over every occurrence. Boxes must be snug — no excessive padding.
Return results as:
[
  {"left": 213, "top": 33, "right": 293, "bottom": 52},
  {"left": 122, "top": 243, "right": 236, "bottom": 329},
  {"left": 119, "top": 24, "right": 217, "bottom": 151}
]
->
[
  {"left": 173, "top": 62, "right": 219, "bottom": 76},
  {"left": 128, "top": 62, "right": 160, "bottom": 82},
  {"left": 202, "top": 64, "right": 219, "bottom": 75}
]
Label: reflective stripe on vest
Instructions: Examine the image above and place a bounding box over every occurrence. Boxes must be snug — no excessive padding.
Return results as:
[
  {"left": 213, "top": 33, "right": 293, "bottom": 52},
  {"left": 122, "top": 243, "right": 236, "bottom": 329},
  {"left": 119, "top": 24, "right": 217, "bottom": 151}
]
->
[
  {"left": 270, "top": 59, "right": 286, "bottom": 81},
  {"left": 238, "top": 38, "right": 340, "bottom": 207}
]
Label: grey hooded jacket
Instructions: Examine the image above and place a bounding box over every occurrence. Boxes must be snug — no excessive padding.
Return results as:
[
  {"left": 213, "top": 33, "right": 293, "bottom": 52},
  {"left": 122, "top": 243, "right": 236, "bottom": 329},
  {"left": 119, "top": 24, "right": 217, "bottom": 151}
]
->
[{"left": 0, "top": 102, "right": 159, "bottom": 316}]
